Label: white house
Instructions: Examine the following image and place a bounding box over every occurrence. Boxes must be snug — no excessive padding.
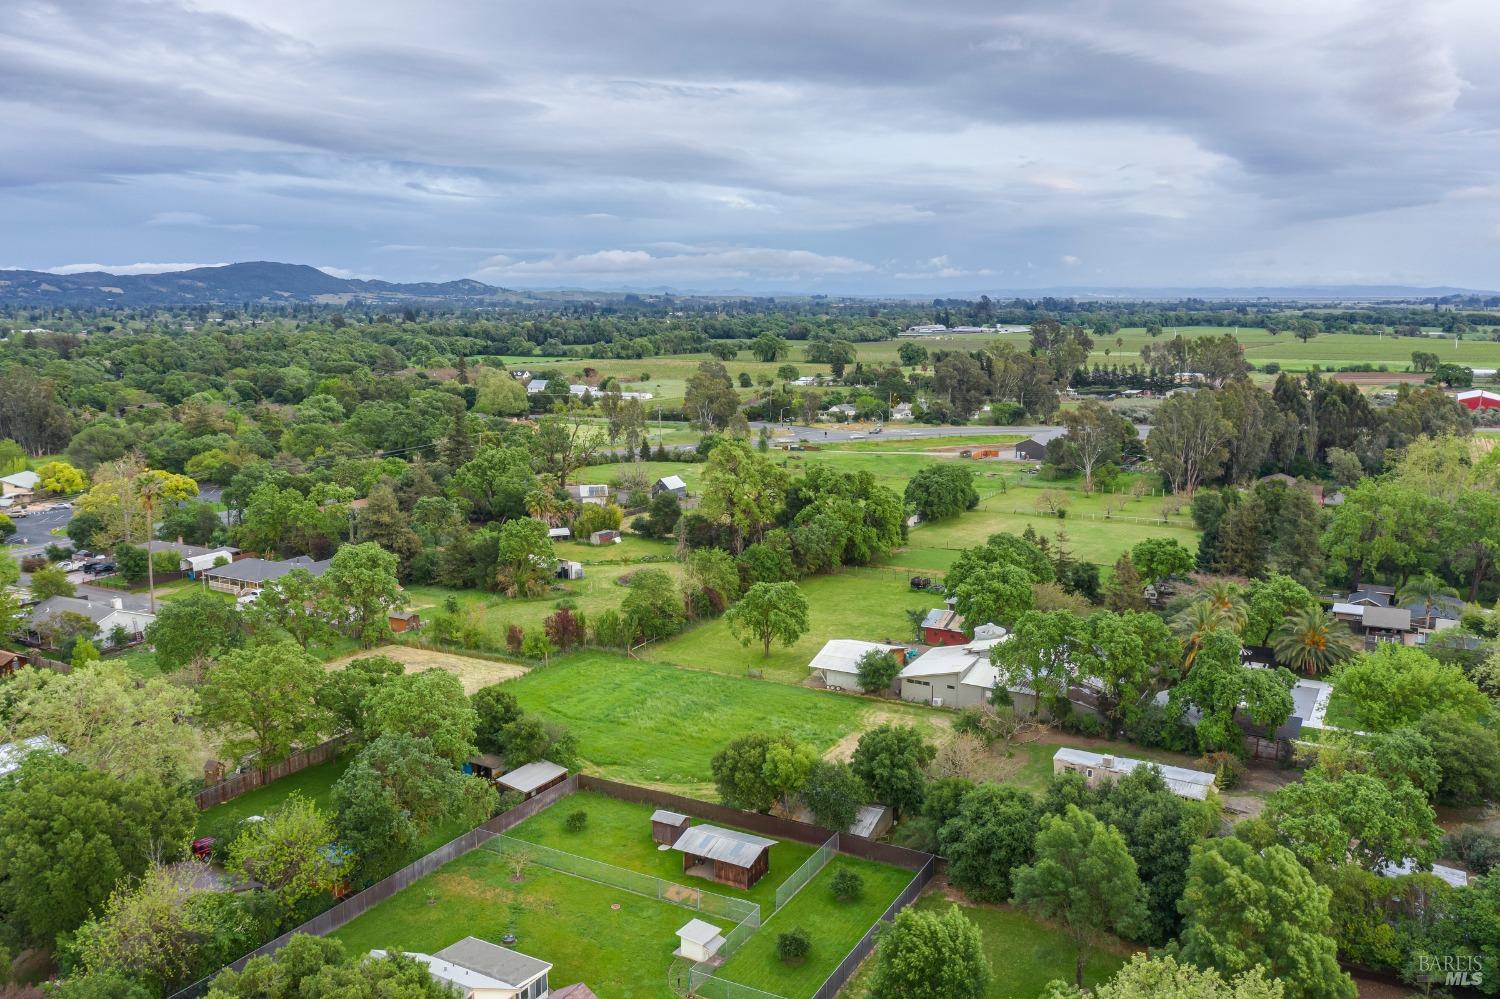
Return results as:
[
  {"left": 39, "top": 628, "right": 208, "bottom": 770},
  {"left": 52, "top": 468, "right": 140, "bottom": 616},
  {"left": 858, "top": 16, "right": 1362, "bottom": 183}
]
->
[
  {"left": 525, "top": 379, "right": 550, "bottom": 394},
  {"left": 891, "top": 402, "right": 914, "bottom": 421},
  {"left": 0, "top": 470, "right": 39, "bottom": 500},
  {"left": 1052, "top": 747, "right": 1217, "bottom": 801},
  {"left": 565, "top": 483, "right": 610, "bottom": 506},
  {"left": 897, "top": 637, "right": 1006, "bottom": 708},
  {"left": 372, "top": 937, "right": 551, "bottom": 999},
  {"left": 807, "top": 639, "right": 908, "bottom": 691},
  {"left": 24, "top": 596, "right": 155, "bottom": 650}
]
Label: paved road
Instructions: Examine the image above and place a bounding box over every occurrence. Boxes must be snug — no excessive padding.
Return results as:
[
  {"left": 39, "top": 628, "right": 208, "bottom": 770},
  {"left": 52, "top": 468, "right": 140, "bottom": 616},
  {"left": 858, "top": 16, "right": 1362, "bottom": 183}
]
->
[
  {"left": 5, "top": 505, "right": 72, "bottom": 558},
  {"left": 748, "top": 421, "right": 1069, "bottom": 443}
]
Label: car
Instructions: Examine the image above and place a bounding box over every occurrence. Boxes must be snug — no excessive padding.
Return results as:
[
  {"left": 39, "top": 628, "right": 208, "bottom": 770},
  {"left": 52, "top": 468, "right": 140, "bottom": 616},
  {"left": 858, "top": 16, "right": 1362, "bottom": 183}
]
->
[
  {"left": 847, "top": 432, "right": 866, "bottom": 440},
  {"left": 86, "top": 561, "right": 115, "bottom": 574},
  {"left": 236, "top": 592, "right": 259, "bottom": 606},
  {"left": 55, "top": 502, "right": 71, "bottom": 510},
  {"left": 8, "top": 509, "right": 26, "bottom": 519}
]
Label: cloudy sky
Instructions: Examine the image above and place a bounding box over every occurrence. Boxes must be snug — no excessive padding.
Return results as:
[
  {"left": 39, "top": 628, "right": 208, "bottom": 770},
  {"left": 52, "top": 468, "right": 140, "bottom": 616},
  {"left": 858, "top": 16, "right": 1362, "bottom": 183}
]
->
[{"left": 4, "top": 0, "right": 1500, "bottom": 292}]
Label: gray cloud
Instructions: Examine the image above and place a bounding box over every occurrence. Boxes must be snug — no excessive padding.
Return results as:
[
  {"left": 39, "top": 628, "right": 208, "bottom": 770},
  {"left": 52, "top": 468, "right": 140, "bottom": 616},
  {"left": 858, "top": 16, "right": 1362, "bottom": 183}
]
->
[{"left": 1, "top": 0, "right": 1497, "bottom": 290}]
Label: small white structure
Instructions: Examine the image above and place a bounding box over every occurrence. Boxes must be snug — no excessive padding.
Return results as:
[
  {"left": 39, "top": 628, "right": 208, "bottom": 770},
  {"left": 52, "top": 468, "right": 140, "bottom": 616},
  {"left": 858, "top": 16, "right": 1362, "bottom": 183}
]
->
[
  {"left": 848, "top": 804, "right": 893, "bottom": 840},
  {"left": 498, "top": 760, "right": 568, "bottom": 800},
  {"left": 0, "top": 735, "right": 66, "bottom": 777},
  {"left": 807, "top": 639, "right": 906, "bottom": 691},
  {"left": 555, "top": 560, "right": 584, "bottom": 581},
  {"left": 1052, "top": 747, "right": 1216, "bottom": 801},
  {"left": 547, "top": 526, "right": 572, "bottom": 540},
  {"left": 372, "top": 936, "right": 550, "bottom": 998},
  {"left": 972, "top": 623, "right": 1007, "bottom": 641},
  {"left": 181, "top": 548, "right": 238, "bottom": 575},
  {"left": 566, "top": 483, "right": 610, "bottom": 507},
  {"left": 675, "top": 918, "right": 727, "bottom": 962},
  {"left": 1377, "top": 858, "right": 1470, "bottom": 888},
  {"left": 525, "top": 378, "right": 550, "bottom": 394}
]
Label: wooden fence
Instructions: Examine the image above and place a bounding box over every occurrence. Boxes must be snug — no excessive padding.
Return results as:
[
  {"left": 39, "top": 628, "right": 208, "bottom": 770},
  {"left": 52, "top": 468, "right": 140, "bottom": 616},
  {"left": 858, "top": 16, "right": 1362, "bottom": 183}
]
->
[{"left": 193, "top": 736, "right": 351, "bottom": 811}]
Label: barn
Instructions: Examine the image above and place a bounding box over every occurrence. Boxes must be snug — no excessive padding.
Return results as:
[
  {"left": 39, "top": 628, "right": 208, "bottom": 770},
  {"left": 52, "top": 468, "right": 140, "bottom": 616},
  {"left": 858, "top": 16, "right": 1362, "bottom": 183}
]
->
[
  {"left": 672, "top": 824, "right": 776, "bottom": 889},
  {"left": 1013, "top": 437, "right": 1049, "bottom": 461},
  {"left": 920, "top": 608, "right": 969, "bottom": 646},
  {"left": 1457, "top": 389, "right": 1500, "bottom": 410}
]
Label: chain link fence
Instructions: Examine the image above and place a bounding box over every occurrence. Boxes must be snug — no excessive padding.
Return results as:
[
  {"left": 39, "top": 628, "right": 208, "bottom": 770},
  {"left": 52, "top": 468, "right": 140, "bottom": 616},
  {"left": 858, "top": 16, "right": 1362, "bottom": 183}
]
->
[{"left": 773, "top": 833, "right": 836, "bottom": 911}]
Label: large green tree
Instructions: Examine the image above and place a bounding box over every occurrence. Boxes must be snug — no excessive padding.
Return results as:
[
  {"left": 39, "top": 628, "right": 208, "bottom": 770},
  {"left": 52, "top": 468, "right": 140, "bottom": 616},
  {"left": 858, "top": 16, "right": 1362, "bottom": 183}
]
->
[
  {"left": 938, "top": 783, "right": 1040, "bottom": 902},
  {"left": 868, "top": 904, "right": 991, "bottom": 999},
  {"left": 225, "top": 793, "right": 340, "bottom": 921},
  {"left": 198, "top": 638, "right": 329, "bottom": 768},
  {"left": 323, "top": 541, "right": 406, "bottom": 646},
  {"left": 697, "top": 440, "right": 788, "bottom": 552},
  {"left": 903, "top": 464, "right": 978, "bottom": 522},
  {"left": 362, "top": 668, "right": 478, "bottom": 765},
  {"left": 1263, "top": 769, "right": 1441, "bottom": 872},
  {"left": 1169, "top": 630, "right": 1294, "bottom": 752},
  {"left": 146, "top": 590, "right": 246, "bottom": 670},
  {"left": 1335, "top": 645, "right": 1488, "bottom": 731},
  {"left": 724, "top": 581, "right": 810, "bottom": 657},
  {"left": 851, "top": 724, "right": 935, "bottom": 818}
]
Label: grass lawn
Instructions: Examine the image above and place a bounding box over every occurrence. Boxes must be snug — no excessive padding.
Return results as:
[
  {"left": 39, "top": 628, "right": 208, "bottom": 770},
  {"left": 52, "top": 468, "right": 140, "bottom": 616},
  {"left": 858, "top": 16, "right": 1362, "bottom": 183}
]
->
[
  {"left": 1321, "top": 686, "right": 1362, "bottom": 731},
  {"left": 500, "top": 652, "right": 941, "bottom": 794},
  {"left": 819, "top": 433, "right": 1023, "bottom": 453},
  {"left": 843, "top": 891, "right": 1136, "bottom": 999},
  {"left": 647, "top": 568, "right": 931, "bottom": 684},
  {"left": 552, "top": 533, "right": 676, "bottom": 563},
  {"left": 332, "top": 849, "right": 724, "bottom": 998},
  {"left": 574, "top": 459, "right": 701, "bottom": 491},
  {"left": 195, "top": 755, "right": 352, "bottom": 835}
]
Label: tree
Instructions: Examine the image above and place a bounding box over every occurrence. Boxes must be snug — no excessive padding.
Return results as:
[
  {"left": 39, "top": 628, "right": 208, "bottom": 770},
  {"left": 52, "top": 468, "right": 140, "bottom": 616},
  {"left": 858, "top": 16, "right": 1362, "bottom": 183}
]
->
[
  {"left": 3, "top": 661, "right": 198, "bottom": 784},
  {"left": 225, "top": 794, "right": 340, "bottom": 920},
  {"left": 493, "top": 517, "right": 556, "bottom": 597},
  {"left": 233, "top": 483, "right": 320, "bottom": 557},
  {"left": 363, "top": 668, "right": 477, "bottom": 765},
  {"left": 991, "top": 610, "right": 1087, "bottom": 715},
  {"left": 323, "top": 541, "right": 406, "bottom": 646},
  {"left": 856, "top": 647, "right": 903, "bottom": 694},
  {"left": 1056, "top": 401, "right": 1132, "bottom": 493},
  {"left": 635, "top": 490, "right": 681, "bottom": 538},
  {"left": 245, "top": 568, "right": 335, "bottom": 649},
  {"left": 449, "top": 445, "right": 536, "bottom": 521},
  {"left": 1334, "top": 645, "right": 1488, "bottom": 731},
  {"left": 751, "top": 332, "right": 790, "bottom": 362},
  {"left": 1272, "top": 607, "right": 1355, "bottom": 676},
  {"left": 1177, "top": 839, "right": 1354, "bottom": 999},
  {"left": 198, "top": 638, "right": 329, "bottom": 769},
  {"left": 1131, "top": 538, "right": 1195, "bottom": 585},
  {"left": 1395, "top": 573, "right": 1460, "bottom": 628},
  {"left": 1013, "top": 805, "right": 1146, "bottom": 987},
  {"left": 544, "top": 606, "right": 586, "bottom": 650},
  {"left": 1148, "top": 391, "right": 1232, "bottom": 494},
  {"left": 1066, "top": 954, "right": 1283, "bottom": 999},
  {"left": 318, "top": 655, "right": 404, "bottom": 738},
  {"left": 146, "top": 590, "right": 245, "bottom": 670},
  {"left": 1104, "top": 552, "right": 1149, "bottom": 613},
  {"left": 29, "top": 563, "right": 76, "bottom": 599},
  {"left": 331, "top": 734, "right": 495, "bottom": 878},
  {"left": 621, "top": 567, "right": 684, "bottom": 643},
  {"left": 868, "top": 904, "right": 991, "bottom": 999},
  {"left": 801, "top": 760, "right": 866, "bottom": 831},
  {"left": 1169, "top": 630, "right": 1294, "bottom": 752},
  {"left": 711, "top": 734, "right": 814, "bottom": 813},
  {"left": 939, "top": 783, "right": 1040, "bottom": 902},
  {"left": 682, "top": 547, "right": 741, "bottom": 616},
  {"left": 1263, "top": 769, "right": 1440, "bottom": 872},
  {"left": 897, "top": 343, "right": 929, "bottom": 368},
  {"left": 1242, "top": 574, "right": 1316, "bottom": 646},
  {"left": 1416, "top": 712, "right": 1500, "bottom": 805},
  {"left": 851, "top": 724, "right": 935, "bottom": 818},
  {"left": 472, "top": 368, "right": 529, "bottom": 416},
  {"left": 471, "top": 685, "right": 524, "bottom": 755},
  {"left": 0, "top": 753, "right": 195, "bottom": 947},
  {"left": 903, "top": 464, "right": 978, "bottom": 521},
  {"left": 724, "top": 581, "right": 810, "bottom": 657},
  {"left": 684, "top": 361, "right": 745, "bottom": 432},
  {"left": 357, "top": 482, "right": 422, "bottom": 578},
  {"left": 697, "top": 440, "right": 788, "bottom": 552},
  {"left": 951, "top": 563, "right": 1033, "bottom": 630},
  {"left": 205, "top": 933, "right": 457, "bottom": 997},
  {"left": 36, "top": 459, "right": 87, "bottom": 494},
  {"left": 1079, "top": 610, "right": 1181, "bottom": 731}
]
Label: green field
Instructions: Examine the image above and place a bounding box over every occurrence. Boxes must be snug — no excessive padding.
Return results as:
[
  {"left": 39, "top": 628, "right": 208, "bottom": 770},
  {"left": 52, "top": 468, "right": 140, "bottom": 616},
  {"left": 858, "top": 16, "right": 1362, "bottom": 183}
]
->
[
  {"left": 195, "top": 756, "right": 352, "bottom": 835},
  {"left": 500, "top": 652, "right": 941, "bottom": 795}
]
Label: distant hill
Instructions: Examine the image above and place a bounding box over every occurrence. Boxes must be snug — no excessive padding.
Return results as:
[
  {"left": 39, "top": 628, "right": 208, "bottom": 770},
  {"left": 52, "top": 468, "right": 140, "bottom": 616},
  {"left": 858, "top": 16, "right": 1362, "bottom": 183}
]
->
[{"left": 0, "top": 261, "right": 524, "bottom": 306}]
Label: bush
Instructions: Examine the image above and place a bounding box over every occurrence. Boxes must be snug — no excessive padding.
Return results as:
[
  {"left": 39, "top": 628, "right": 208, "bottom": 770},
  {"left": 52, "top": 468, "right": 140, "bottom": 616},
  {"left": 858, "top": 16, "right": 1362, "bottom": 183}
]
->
[
  {"left": 1059, "top": 712, "right": 1106, "bottom": 738},
  {"left": 1442, "top": 827, "right": 1500, "bottom": 874},
  {"left": 564, "top": 809, "right": 588, "bottom": 833},
  {"left": 829, "top": 867, "right": 864, "bottom": 902},
  {"left": 776, "top": 927, "right": 811, "bottom": 964},
  {"left": 1197, "top": 751, "right": 1246, "bottom": 790}
]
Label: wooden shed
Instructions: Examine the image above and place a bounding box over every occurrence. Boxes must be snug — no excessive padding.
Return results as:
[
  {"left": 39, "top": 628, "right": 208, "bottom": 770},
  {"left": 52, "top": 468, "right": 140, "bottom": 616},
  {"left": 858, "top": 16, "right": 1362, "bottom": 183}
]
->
[
  {"left": 651, "top": 809, "right": 691, "bottom": 846},
  {"left": 0, "top": 649, "right": 22, "bottom": 679},
  {"left": 464, "top": 752, "right": 506, "bottom": 781},
  {"left": 498, "top": 759, "right": 568, "bottom": 800},
  {"left": 672, "top": 824, "right": 775, "bottom": 890},
  {"left": 388, "top": 610, "right": 421, "bottom": 633}
]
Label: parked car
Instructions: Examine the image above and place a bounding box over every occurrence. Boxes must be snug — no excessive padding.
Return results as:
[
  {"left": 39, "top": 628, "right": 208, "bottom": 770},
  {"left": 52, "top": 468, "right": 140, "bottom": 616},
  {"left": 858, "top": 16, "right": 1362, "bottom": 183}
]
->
[{"left": 85, "top": 561, "right": 115, "bottom": 575}]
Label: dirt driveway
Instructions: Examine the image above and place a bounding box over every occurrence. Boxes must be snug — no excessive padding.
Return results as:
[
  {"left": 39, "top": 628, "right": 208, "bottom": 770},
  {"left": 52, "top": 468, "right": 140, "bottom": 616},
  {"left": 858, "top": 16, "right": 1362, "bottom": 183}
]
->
[{"left": 325, "top": 644, "right": 526, "bottom": 693}]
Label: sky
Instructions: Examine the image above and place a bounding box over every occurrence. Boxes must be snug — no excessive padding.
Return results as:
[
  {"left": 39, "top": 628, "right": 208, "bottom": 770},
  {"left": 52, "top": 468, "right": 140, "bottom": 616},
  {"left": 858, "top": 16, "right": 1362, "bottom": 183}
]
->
[{"left": 4, "top": 0, "right": 1500, "bottom": 293}]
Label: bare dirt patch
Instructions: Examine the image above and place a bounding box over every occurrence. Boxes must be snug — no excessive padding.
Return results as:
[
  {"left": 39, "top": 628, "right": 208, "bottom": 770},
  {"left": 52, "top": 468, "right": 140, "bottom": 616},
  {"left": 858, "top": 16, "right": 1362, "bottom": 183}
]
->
[
  {"left": 1330, "top": 371, "right": 1428, "bottom": 385},
  {"left": 325, "top": 644, "right": 526, "bottom": 694},
  {"left": 821, "top": 706, "right": 952, "bottom": 763}
]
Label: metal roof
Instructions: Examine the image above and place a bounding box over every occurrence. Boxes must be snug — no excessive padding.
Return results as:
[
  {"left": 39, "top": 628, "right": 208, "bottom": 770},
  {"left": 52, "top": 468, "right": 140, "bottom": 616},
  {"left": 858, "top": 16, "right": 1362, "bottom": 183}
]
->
[
  {"left": 920, "top": 608, "right": 965, "bottom": 632},
  {"left": 808, "top": 639, "right": 904, "bottom": 676},
  {"left": 657, "top": 475, "right": 687, "bottom": 490},
  {"left": 672, "top": 824, "right": 776, "bottom": 867},
  {"left": 848, "top": 804, "right": 891, "bottom": 839},
  {"left": 498, "top": 760, "right": 567, "bottom": 794},
  {"left": 1053, "top": 747, "right": 1216, "bottom": 801},
  {"left": 899, "top": 638, "right": 1003, "bottom": 679},
  {"left": 1377, "top": 859, "right": 1470, "bottom": 888},
  {"left": 651, "top": 809, "right": 690, "bottom": 826}
]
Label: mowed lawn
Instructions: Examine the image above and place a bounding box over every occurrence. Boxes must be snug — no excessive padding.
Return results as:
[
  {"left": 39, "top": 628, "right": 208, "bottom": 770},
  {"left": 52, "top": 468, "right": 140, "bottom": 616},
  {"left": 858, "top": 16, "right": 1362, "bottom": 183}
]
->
[
  {"left": 647, "top": 568, "right": 933, "bottom": 684},
  {"left": 842, "top": 892, "right": 1136, "bottom": 999},
  {"left": 195, "top": 756, "right": 352, "bottom": 836},
  {"left": 500, "top": 652, "right": 938, "bottom": 794},
  {"left": 331, "top": 849, "right": 722, "bottom": 998}
]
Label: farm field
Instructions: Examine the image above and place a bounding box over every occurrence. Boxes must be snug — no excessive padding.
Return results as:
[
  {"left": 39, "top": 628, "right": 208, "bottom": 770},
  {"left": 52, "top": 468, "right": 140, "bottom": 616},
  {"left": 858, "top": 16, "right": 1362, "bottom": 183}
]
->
[
  {"left": 324, "top": 644, "right": 526, "bottom": 694},
  {"left": 648, "top": 568, "right": 931, "bottom": 684},
  {"left": 500, "top": 652, "right": 943, "bottom": 794}
]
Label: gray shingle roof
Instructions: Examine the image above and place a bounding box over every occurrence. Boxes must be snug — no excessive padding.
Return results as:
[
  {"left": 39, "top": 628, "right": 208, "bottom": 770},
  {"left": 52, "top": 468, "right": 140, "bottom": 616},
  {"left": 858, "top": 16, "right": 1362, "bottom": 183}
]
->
[
  {"left": 433, "top": 936, "right": 551, "bottom": 986},
  {"left": 201, "top": 556, "right": 331, "bottom": 583}
]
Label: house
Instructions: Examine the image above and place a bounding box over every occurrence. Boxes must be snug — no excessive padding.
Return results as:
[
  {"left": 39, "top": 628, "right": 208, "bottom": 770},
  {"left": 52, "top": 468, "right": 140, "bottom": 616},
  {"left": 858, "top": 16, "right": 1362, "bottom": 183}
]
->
[
  {"left": 1399, "top": 593, "right": 1464, "bottom": 630},
  {"left": 791, "top": 375, "right": 821, "bottom": 387},
  {"left": 672, "top": 824, "right": 775, "bottom": 889},
  {"left": 587, "top": 530, "right": 621, "bottom": 545},
  {"left": 891, "top": 402, "right": 914, "bottom": 421},
  {"left": 525, "top": 378, "right": 550, "bottom": 394},
  {"left": 1456, "top": 389, "right": 1500, "bottom": 410},
  {"left": 372, "top": 937, "right": 551, "bottom": 999},
  {"left": 181, "top": 549, "right": 239, "bottom": 577},
  {"left": 565, "top": 483, "right": 609, "bottom": 507},
  {"left": 675, "top": 918, "right": 727, "bottom": 963},
  {"left": 1013, "top": 438, "right": 1049, "bottom": 461},
  {"left": 898, "top": 637, "right": 1005, "bottom": 708},
  {"left": 1052, "top": 747, "right": 1217, "bottom": 801},
  {"left": 651, "top": 809, "right": 691, "bottom": 846},
  {"left": 0, "top": 470, "right": 40, "bottom": 499},
  {"left": 1377, "top": 858, "right": 1471, "bottom": 889},
  {"left": 24, "top": 595, "right": 155, "bottom": 649},
  {"left": 555, "top": 560, "right": 584, "bottom": 581},
  {"left": 652, "top": 475, "right": 688, "bottom": 498},
  {"left": 1361, "top": 606, "right": 1414, "bottom": 642},
  {"left": 806, "top": 639, "right": 907, "bottom": 691},
  {"left": 1345, "top": 585, "right": 1396, "bottom": 607},
  {"left": 0, "top": 735, "right": 66, "bottom": 777},
  {"left": 920, "top": 608, "right": 969, "bottom": 646},
  {"left": 389, "top": 610, "right": 422, "bottom": 633},
  {"left": 848, "top": 804, "right": 893, "bottom": 840},
  {"left": 464, "top": 753, "right": 506, "bottom": 782},
  {"left": 498, "top": 760, "right": 568, "bottom": 800},
  {"left": 200, "top": 556, "right": 332, "bottom": 596},
  {"left": 825, "top": 403, "right": 857, "bottom": 419}
]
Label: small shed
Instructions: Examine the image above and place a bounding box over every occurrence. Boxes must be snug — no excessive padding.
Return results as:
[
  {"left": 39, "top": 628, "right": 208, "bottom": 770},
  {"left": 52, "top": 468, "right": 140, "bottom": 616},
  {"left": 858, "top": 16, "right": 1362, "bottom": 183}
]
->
[
  {"left": 1013, "top": 438, "right": 1048, "bottom": 461},
  {"left": 499, "top": 759, "right": 568, "bottom": 800},
  {"left": 0, "top": 649, "right": 22, "bottom": 678},
  {"left": 848, "top": 804, "right": 893, "bottom": 840},
  {"left": 388, "top": 610, "right": 421, "bottom": 633},
  {"left": 674, "top": 918, "right": 727, "bottom": 963},
  {"left": 588, "top": 530, "right": 621, "bottom": 545},
  {"left": 464, "top": 753, "right": 506, "bottom": 781},
  {"left": 920, "top": 608, "right": 968, "bottom": 646},
  {"left": 651, "top": 808, "right": 691, "bottom": 846},
  {"left": 556, "top": 560, "right": 585, "bottom": 581},
  {"left": 652, "top": 475, "right": 688, "bottom": 498},
  {"left": 672, "top": 824, "right": 775, "bottom": 889},
  {"left": 548, "top": 526, "right": 573, "bottom": 540}
]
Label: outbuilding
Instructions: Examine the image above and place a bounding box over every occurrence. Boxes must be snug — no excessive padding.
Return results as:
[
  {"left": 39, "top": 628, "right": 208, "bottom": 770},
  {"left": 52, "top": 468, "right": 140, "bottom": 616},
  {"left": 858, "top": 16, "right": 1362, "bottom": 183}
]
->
[
  {"left": 588, "top": 530, "right": 621, "bottom": 545},
  {"left": 672, "top": 824, "right": 775, "bottom": 889},
  {"left": 806, "top": 639, "right": 907, "bottom": 691},
  {"left": 388, "top": 610, "right": 422, "bottom": 633},
  {"left": 464, "top": 753, "right": 506, "bottom": 782},
  {"left": 919, "top": 608, "right": 968, "bottom": 646},
  {"left": 651, "top": 809, "right": 691, "bottom": 846},
  {"left": 1052, "top": 747, "right": 1216, "bottom": 801},
  {"left": 556, "top": 560, "right": 585, "bottom": 580},
  {"left": 498, "top": 760, "right": 568, "bottom": 800},
  {"left": 652, "top": 475, "right": 688, "bottom": 498},
  {"left": 1013, "top": 438, "right": 1049, "bottom": 461},
  {"left": 675, "top": 919, "right": 727, "bottom": 963}
]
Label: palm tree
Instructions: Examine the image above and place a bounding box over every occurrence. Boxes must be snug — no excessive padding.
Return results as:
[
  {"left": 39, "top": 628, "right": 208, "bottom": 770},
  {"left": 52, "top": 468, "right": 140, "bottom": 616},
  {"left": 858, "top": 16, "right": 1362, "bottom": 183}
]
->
[
  {"left": 524, "top": 480, "right": 564, "bottom": 527},
  {"left": 1199, "top": 580, "right": 1248, "bottom": 633},
  {"left": 1396, "top": 574, "right": 1460, "bottom": 628},
  {"left": 1273, "top": 606, "right": 1357, "bottom": 676},
  {"left": 1174, "top": 600, "right": 1236, "bottom": 670}
]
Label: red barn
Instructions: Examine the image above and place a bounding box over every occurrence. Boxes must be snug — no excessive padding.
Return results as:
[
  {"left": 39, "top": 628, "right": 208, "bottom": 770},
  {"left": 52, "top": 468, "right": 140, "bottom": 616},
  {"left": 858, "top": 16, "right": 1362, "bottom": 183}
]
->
[
  {"left": 1457, "top": 390, "right": 1500, "bottom": 410},
  {"left": 921, "top": 608, "right": 969, "bottom": 646}
]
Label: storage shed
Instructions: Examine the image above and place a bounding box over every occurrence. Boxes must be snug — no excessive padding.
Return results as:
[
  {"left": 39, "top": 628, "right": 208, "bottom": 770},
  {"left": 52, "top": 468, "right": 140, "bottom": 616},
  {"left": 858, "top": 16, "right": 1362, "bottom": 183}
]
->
[
  {"left": 556, "top": 560, "right": 584, "bottom": 580},
  {"left": 588, "top": 530, "right": 621, "bottom": 545},
  {"left": 672, "top": 824, "right": 775, "bottom": 889},
  {"left": 498, "top": 760, "right": 568, "bottom": 800},
  {"left": 388, "top": 610, "right": 421, "bottom": 633},
  {"left": 651, "top": 809, "right": 691, "bottom": 846},
  {"left": 464, "top": 753, "right": 506, "bottom": 781},
  {"left": 674, "top": 919, "right": 727, "bottom": 962}
]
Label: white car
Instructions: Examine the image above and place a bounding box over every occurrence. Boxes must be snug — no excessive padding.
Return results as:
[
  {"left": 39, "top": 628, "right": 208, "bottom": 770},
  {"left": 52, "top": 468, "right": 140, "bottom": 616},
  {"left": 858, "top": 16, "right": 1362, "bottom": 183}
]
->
[
  {"left": 847, "top": 432, "right": 866, "bottom": 440},
  {"left": 236, "top": 592, "right": 259, "bottom": 607}
]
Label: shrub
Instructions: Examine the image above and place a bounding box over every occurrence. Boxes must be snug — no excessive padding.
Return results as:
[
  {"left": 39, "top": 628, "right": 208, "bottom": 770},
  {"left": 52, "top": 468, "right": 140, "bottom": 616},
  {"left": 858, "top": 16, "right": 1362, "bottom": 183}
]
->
[
  {"left": 829, "top": 867, "right": 864, "bottom": 902},
  {"left": 776, "top": 927, "right": 811, "bottom": 964},
  {"left": 1059, "top": 712, "right": 1106, "bottom": 738},
  {"left": 1197, "top": 751, "right": 1246, "bottom": 790},
  {"left": 1442, "top": 828, "right": 1500, "bottom": 874},
  {"left": 564, "top": 810, "right": 588, "bottom": 833}
]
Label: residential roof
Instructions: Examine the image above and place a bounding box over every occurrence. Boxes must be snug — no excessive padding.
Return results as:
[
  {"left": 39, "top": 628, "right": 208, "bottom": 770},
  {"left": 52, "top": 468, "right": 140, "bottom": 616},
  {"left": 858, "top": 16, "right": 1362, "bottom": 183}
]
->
[
  {"left": 552, "top": 986, "right": 600, "bottom": 999},
  {"left": 1399, "top": 594, "right": 1464, "bottom": 620},
  {"left": 373, "top": 937, "right": 551, "bottom": 991},
  {"left": 651, "top": 809, "right": 690, "bottom": 826},
  {"left": 1053, "top": 747, "right": 1217, "bottom": 801},
  {"left": 498, "top": 760, "right": 567, "bottom": 794},
  {"left": 899, "top": 638, "right": 1003, "bottom": 680},
  {"left": 1361, "top": 606, "right": 1412, "bottom": 631},
  {"left": 0, "top": 735, "right": 66, "bottom": 777},
  {"left": 0, "top": 471, "right": 40, "bottom": 490},
  {"left": 201, "top": 556, "right": 331, "bottom": 584},
  {"left": 656, "top": 475, "right": 687, "bottom": 490},
  {"left": 920, "top": 608, "right": 965, "bottom": 633},
  {"left": 1331, "top": 602, "right": 1365, "bottom": 618},
  {"left": 1377, "top": 859, "right": 1470, "bottom": 888},
  {"left": 677, "top": 918, "right": 725, "bottom": 947},
  {"left": 808, "top": 639, "right": 904, "bottom": 676},
  {"left": 29, "top": 595, "right": 128, "bottom": 626},
  {"left": 183, "top": 549, "right": 237, "bottom": 572},
  {"left": 144, "top": 540, "right": 237, "bottom": 559},
  {"left": 672, "top": 824, "right": 776, "bottom": 867}
]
